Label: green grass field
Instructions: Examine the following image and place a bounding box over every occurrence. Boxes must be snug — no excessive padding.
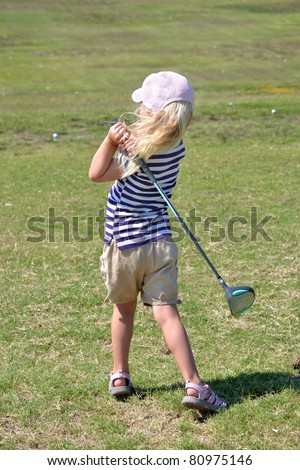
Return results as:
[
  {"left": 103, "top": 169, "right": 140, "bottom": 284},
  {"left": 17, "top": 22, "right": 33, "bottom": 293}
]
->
[{"left": 0, "top": 0, "right": 299, "bottom": 450}]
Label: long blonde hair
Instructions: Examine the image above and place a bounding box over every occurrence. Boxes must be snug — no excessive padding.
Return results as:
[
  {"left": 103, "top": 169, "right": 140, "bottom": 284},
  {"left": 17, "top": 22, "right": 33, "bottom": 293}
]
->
[{"left": 120, "top": 100, "right": 193, "bottom": 177}]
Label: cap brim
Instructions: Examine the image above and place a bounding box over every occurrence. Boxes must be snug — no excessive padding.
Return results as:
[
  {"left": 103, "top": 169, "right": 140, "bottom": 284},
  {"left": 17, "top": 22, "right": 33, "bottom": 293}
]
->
[{"left": 132, "top": 88, "right": 143, "bottom": 103}]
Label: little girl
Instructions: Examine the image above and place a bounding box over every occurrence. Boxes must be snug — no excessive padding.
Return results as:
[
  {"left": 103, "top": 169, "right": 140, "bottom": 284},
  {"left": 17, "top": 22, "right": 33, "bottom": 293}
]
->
[{"left": 89, "top": 71, "right": 227, "bottom": 413}]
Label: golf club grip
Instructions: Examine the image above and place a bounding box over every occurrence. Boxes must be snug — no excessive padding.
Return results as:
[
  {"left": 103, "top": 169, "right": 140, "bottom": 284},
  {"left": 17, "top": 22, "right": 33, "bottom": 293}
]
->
[{"left": 137, "top": 158, "right": 224, "bottom": 284}]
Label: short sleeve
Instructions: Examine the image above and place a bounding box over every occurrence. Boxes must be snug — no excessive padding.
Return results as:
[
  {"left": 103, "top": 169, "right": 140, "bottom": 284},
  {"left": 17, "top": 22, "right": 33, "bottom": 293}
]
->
[{"left": 115, "top": 152, "right": 129, "bottom": 170}]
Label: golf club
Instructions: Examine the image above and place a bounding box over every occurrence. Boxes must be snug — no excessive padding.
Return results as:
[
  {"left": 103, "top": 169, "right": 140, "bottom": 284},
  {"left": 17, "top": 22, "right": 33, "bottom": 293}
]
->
[
  {"left": 110, "top": 119, "right": 255, "bottom": 314},
  {"left": 138, "top": 158, "right": 255, "bottom": 315}
]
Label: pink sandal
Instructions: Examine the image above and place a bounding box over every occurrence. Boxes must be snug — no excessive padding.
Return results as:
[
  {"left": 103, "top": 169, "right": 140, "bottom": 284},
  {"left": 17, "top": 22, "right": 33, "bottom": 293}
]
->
[
  {"left": 109, "top": 371, "right": 134, "bottom": 397},
  {"left": 182, "top": 381, "right": 227, "bottom": 412}
]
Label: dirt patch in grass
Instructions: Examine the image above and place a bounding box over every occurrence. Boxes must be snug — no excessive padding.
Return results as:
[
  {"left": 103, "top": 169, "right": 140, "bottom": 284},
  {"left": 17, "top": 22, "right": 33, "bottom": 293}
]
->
[{"left": 117, "top": 400, "right": 185, "bottom": 449}]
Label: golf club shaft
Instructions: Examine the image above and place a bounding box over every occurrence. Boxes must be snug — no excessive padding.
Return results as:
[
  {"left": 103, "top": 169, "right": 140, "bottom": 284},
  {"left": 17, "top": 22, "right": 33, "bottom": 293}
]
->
[
  {"left": 110, "top": 119, "right": 226, "bottom": 288},
  {"left": 137, "top": 158, "right": 226, "bottom": 287}
]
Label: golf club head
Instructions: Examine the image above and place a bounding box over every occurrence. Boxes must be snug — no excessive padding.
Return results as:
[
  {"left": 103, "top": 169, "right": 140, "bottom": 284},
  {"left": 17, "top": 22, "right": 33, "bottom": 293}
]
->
[{"left": 224, "top": 285, "right": 255, "bottom": 315}]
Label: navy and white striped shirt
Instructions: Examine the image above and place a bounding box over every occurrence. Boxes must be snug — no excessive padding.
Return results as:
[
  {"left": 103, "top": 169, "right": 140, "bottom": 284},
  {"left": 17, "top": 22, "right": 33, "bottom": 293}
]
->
[{"left": 104, "top": 141, "right": 185, "bottom": 250}]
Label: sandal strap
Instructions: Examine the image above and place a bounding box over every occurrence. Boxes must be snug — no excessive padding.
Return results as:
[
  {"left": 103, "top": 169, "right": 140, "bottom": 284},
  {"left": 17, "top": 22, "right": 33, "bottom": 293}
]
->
[
  {"left": 185, "top": 381, "right": 225, "bottom": 407},
  {"left": 110, "top": 370, "right": 131, "bottom": 387}
]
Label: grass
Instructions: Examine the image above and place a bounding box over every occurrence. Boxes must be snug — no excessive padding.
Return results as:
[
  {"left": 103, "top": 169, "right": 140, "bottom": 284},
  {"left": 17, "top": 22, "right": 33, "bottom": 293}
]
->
[{"left": 0, "top": 0, "right": 299, "bottom": 451}]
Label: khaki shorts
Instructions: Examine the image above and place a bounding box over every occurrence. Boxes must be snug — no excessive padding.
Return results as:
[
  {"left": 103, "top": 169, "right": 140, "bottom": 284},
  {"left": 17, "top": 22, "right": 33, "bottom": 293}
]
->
[{"left": 100, "top": 237, "right": 180, "bottom": 306}]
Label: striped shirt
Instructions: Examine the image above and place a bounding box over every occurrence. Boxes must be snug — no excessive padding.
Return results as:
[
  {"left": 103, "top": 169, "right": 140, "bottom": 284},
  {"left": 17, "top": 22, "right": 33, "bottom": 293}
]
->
[{"left": 104, "top": 141, "right": 185, "bottom": 249}]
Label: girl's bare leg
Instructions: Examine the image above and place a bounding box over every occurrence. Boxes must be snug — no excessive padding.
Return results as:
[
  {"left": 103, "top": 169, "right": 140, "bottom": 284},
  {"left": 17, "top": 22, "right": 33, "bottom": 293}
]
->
[
  {"left": 111, "top": 299, "right": 137, "bottom": 386},
  {"left": 153, "top": 304, "right": 200, "bottom": 397}
]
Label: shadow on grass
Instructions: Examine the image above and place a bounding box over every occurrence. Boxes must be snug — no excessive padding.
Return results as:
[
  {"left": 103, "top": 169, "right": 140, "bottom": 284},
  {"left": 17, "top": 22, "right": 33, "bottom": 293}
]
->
[
  {"left": 209, "top": 371, "right": 300, "bottom": 405},
  {"left": 132, "top": 371, "right": 299, "bottom": 406}
]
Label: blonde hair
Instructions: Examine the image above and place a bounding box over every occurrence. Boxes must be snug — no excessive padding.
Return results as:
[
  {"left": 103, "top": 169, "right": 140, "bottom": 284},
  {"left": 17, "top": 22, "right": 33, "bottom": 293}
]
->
[{"left": 120, "top": 101, "right": 193, "bottom": 177}]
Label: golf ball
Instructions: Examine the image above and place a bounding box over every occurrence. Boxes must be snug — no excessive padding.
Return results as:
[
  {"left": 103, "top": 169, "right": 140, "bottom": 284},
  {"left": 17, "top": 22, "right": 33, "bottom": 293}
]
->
[
  {"left": 271, "top": 109, "right": 276, "bottom": 114},
  {"left": 52, "top": 132, "right": 59, "bottom": 139}
]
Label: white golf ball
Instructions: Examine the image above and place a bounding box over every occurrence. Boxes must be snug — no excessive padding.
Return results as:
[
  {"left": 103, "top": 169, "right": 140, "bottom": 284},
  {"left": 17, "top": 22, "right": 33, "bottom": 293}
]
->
[
  {"left": 52, "top": 132, "right": 58, "bottom": 139},
  {"left": 271, "top": 109, "right": 276, "bottom": 114}
]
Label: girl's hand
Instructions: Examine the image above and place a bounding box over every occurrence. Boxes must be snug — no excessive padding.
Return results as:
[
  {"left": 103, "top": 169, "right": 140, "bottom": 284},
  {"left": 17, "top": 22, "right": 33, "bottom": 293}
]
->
[
  {"left": 108, "top": 122, "right": 130, "bottom": 147},
  {"left": 123, "top": 134, "right": 137, "bottom": 157}
]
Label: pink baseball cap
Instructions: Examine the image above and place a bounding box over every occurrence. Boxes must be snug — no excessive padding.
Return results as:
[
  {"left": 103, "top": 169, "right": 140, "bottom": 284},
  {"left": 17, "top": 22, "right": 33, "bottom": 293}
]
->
[{"left": 131, "top": 71, "right": 194, "bottom": 111}]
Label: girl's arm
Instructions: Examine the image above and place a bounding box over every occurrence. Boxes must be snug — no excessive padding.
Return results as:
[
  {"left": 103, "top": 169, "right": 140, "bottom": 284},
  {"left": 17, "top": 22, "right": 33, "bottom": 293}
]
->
[{"left": 88, "top": 122, "right": 129, "bottom": 183}]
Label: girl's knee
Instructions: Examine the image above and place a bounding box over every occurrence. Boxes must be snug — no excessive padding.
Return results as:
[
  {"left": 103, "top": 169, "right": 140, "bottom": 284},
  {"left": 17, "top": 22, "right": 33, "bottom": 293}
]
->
[
  {"left": 153, "top": 304, "right": 179, "bottom": 326},
  {"left": 115, "top": 299, "right": 137, "bottom": 316}
]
